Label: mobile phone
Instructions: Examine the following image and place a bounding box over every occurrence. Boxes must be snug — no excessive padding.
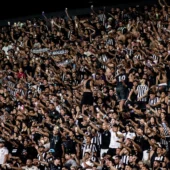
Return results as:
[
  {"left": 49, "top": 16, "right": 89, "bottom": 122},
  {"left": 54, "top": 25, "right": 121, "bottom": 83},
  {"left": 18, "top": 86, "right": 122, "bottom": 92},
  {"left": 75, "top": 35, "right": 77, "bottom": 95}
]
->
[{"left": 97, "top": 108, "right": 100, "bottom": 113}]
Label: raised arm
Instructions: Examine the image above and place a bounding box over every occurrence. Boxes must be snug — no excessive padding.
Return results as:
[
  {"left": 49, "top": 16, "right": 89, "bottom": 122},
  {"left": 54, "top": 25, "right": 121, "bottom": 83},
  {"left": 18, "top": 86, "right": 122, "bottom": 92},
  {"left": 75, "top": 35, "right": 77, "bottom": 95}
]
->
[
  {"left": 91, "top": 5, "right": 97, "bottom": 16},
  {"left": 65, "top": 8, "right": 72, "bottom": 20},
  {"left": 51, "top": 19, "right": 62, "bottom": 30},
  {"left": 163, "top": 0, "right": 170, "bottom": 7},
  {"left": 72, "top": 82, "right": 84, "bottom": 90}
]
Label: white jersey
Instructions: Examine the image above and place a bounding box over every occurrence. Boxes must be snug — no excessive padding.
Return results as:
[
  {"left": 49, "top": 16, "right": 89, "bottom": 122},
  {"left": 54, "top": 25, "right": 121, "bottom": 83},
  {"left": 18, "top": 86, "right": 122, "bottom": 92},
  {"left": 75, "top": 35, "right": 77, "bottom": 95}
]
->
[
  {"left": 22, "top": 166, "right": 39, "bottom": 170},
  {"left": 109, "top": 130, "right": 122, "bottom": 149},
  {"left": 0, "top": 147, "right": 8, "bottom": 165}
]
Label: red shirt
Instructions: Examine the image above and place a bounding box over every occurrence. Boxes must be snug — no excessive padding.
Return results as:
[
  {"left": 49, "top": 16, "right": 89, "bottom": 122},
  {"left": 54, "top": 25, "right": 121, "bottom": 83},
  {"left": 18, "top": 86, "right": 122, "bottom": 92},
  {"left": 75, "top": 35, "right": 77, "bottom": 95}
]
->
[{"left": 17, "top": 72, "right": 26, "bottom": 79}]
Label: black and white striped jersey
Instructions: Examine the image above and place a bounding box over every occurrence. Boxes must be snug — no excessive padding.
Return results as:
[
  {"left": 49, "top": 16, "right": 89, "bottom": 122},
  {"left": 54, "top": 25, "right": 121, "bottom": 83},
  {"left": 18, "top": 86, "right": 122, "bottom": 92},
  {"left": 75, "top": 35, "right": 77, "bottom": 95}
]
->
[
  {"left": 152, "top": 54, "right": 158, "bottom": 62},
  {"left": 162, "top": 122, "right": 170, "bottom": 137},
  {"left": 114, "top": 164, "right": 122, "bottom": 170},
  {"left": 136, "top": 84, "right": 149, "bottom": 102},
  {"left": 91, "top": 134, "right": 100, "bottom": 147},
  {"left": 148, "top": 97, "right": 160, "bottom": 107},
  {"left": 134, "top": 54, "right": 142, "bottom": 60},
  {"left": 125, "top": 48, "right": 133, "bottom": 57},
  {"left": 98, "top": 14, "right": 106, "bottom": 23},
  {"left": 99, "top": 54, "right": 108, "bottom": 69},
  {"left": 121, "top": 155, "right": 129, "bottom": 165},
  {"left": 117, "top": 27, "right": 127, "bottom": 34},
  {"left": 82, "top": 143, "right": 97, "bottom": 157},
  {"left": 106, "top": 38, "right": 114, "bottom": 46},
  {"left": 160, "top": 138, "right": 169, "bottom": 151}
]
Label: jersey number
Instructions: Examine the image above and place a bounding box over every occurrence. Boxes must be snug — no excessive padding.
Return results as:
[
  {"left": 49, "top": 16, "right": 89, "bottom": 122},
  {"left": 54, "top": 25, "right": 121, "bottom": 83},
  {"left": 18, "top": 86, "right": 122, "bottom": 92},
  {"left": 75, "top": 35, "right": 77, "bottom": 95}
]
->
[{"left": 118, "top": 75, "right": 125, "bottom": 82}]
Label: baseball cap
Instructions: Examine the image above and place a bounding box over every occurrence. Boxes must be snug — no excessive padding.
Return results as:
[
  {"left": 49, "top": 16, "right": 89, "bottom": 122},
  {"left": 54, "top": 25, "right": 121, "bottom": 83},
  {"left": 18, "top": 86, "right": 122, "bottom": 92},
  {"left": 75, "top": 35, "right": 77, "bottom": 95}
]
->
[
  {"left": 85, "top": 149, "right": 91, "bottom": 154},
  {"left": 22, "top": 149, "right": 27, "bottom": 154},
  {"left": 0, "top": 139, "right": 5, "bottom": 143},
  {"left": 113, "top": 155, "right": 121, "bottom": 159},
  {"left": 0, "top": 138, "right": 5, "bottom": 143},
  {"left": 107, "top": 25, "right": 112, "bottom": 29},
  {"left": 48, "top": 149, "right": 55, "bottom": 153}
]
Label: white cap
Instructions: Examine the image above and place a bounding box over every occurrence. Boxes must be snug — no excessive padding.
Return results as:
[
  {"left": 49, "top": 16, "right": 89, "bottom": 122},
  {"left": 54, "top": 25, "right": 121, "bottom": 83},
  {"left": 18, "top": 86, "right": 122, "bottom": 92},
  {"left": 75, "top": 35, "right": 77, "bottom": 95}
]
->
[
  {"left": 107, "top": 25, "right": 112, "bottom": 29},
  {"left": 85, "top": 149, "right": 91, "bottom": 154},
  {"left": 126, "top": 133, "right": 134, "bottom": 140},
  {"left": 0, "top": 139, "right": 5, "bottom": 143}
]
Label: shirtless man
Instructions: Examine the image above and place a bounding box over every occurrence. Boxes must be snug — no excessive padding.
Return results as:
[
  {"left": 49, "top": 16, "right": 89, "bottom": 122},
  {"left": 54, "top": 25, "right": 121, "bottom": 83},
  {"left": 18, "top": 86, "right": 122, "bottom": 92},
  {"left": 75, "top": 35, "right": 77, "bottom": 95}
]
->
[{"left": 73, "top": 72, "right": 94, "bottom": 115}]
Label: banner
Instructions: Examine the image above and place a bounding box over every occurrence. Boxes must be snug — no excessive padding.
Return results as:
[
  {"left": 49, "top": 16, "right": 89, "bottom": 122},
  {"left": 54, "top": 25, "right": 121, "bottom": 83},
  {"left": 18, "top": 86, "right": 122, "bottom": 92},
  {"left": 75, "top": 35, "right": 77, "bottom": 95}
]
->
[
  {"left": 50, "top": 49, "right": 69, "bottom": 55},
  {"left": 56, "top": 59, "right": 73, "bottom": 67},
  {"left": 32, "top": 48, "right": 49, "bottom": 54},
  {"left": 31, "top": 48, "right": 69, "bottom": 56}
]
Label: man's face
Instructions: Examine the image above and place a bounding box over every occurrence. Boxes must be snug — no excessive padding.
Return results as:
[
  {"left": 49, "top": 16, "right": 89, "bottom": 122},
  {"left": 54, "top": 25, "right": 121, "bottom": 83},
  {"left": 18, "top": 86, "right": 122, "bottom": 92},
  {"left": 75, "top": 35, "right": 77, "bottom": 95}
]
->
[
  {"left": 132, "top": 155, "right": 137, "bottom": 161},
  {"left": 84, "top": 152, "right": 90, "bottom": 159},
  {"left": 44, "top": 136, "right": 49, "bottom": 143},
  {"left": 157, "top": 147, "right": 162, "bottom": 154},
  {"left": 137, "top": 128, "right": 143, "bottom": 135},
  {"left": 43, "top": 80, "right": 48, "bottom": 85},
  {"left": 53, "top": 128, "right": 59, "bottom": 135},
  {"left": 26, "top": 159, "right": 32, "bottom": 167},
  {"left": 102, "top": 123, "right": 107, "bottom": 130},
  {"left": 138, "top": 161, "right": 144, "bottom": 168},
  {"left": 54, "top": 159, "right": 60, "bottom": 166},
  {"left": 84, "top": 74, "right": 88, "bottom": 80},
  {"left": 116, "top": 148, "right": 121, "bottom": 155},
  {"left": 69, "top": 119, "right": 74, "bottom": 125},
  {"left": 114, "top": 158, "right": 120, "bottom": 164},
  {"left": 65, "top": 154, "right": 71, "bottom": 160},
  {"left": 109, "top": 90, "right": 114, "bottom": 96},
  {"left": 39, "top": 147, "right": 44, "bottom": 152},
  {"left": 49, "top": 104, "right": 54, "bottom": 110},
  {"left": 153, "top": 161, "right": 160, "bottom": 168},
  {"left": 149, "top": 94, "right": 155, "bottom": 99},
  {"left": 125, "top": 165, "right": 131, "bottom": 170},
  {"left": 86, "top": 136, "right": 91, "bottom": 143},
  {"left": 33, "top": 159, "right": 39, "bottom": 165},
  {"left": 72, "top": 73, "right": 76, "bottom": 78},
  {"left": 151, "top": 138, "right": 156, "bottom": 145},
  {"left": 0, "top": 143, "right": 4, "bottom": 148},
  {"left": 112, "top": 126, "right": 118, "bottom": 132}
]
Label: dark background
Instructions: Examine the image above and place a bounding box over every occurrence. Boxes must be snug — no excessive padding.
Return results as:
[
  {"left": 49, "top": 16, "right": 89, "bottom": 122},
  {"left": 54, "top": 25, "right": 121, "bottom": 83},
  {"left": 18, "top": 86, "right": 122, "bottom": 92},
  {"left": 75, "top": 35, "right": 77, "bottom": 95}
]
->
[{"left": 0, "top": 0, "right": 159, "bottom": 21}]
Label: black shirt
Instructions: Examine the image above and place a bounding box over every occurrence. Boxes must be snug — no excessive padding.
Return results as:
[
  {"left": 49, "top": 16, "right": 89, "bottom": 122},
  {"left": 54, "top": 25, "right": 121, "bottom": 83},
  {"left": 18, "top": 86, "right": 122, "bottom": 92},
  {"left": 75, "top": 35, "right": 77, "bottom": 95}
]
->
[
  {"left": 116, "top": 73, "right": 128, "bottom": 87},
  {"left": 50, "top": 133, "right": 62, "bottom": 157},
  {"left": 49, "top": 163, "right": 63, "bottom": 170},
  {"left": 62, "top": 137, "right": 76, "bottom": 154},
  {"left": 100, "top": 129, "right": 111, "bottom": 149},
  {"left": 134, "top": 135, "right": 150, "bottom": 151},
  {"left": 166, "top": 65, "right": 170, "bottom": 81}
]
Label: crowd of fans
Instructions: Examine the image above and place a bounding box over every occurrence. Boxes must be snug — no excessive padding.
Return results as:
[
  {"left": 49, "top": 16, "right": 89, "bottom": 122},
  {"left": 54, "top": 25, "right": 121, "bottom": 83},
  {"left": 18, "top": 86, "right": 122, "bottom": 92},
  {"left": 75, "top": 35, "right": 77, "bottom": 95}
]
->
[{"left": 1, "top": 0, "right": 170, "bottom": 169}]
